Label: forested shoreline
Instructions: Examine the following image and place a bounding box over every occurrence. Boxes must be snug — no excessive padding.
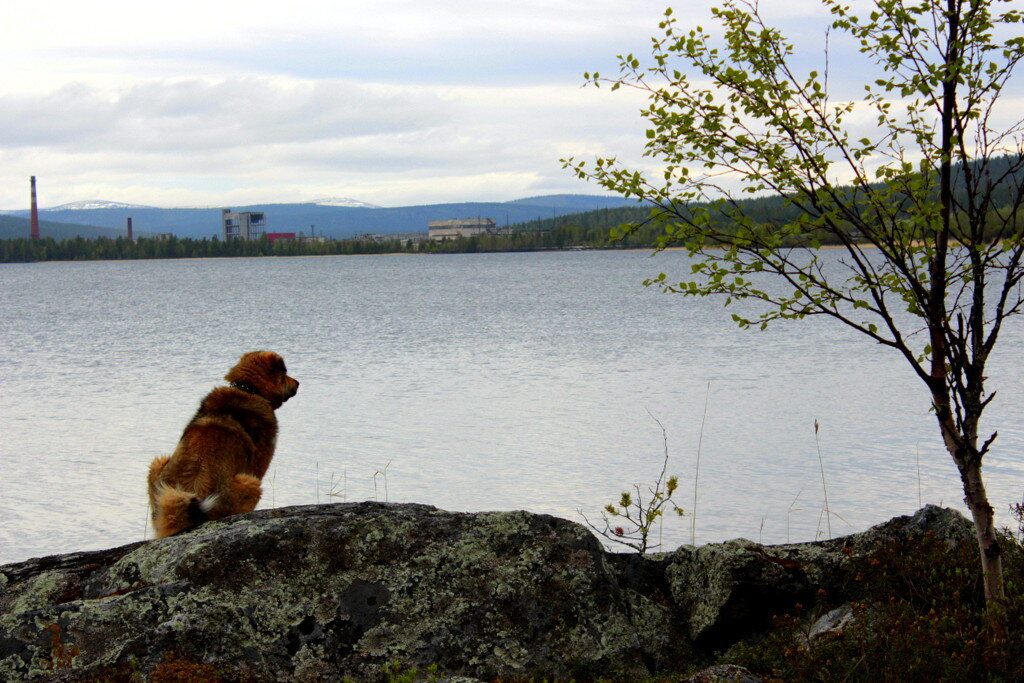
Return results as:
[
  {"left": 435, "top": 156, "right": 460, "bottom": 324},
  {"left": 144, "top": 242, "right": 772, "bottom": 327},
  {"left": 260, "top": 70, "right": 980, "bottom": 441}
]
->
[
  {"left": 5, "top": 206, "right": 1019, "bottom": 263},
  {"left": 0, "top": 220, "right": 657, "bottom": 263}
]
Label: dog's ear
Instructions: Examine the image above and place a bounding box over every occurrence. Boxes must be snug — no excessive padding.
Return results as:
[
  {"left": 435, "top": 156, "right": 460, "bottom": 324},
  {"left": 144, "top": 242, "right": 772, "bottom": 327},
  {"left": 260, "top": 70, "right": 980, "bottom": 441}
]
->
[
  {"left": 226, "top": 352, "right": 254, "bottom": 384},
  {"left": 225, "top": 351, "right": 266, "bottom": 385},
  {"left": 259, "top": 351, "right": 287, "bottom": 374}
]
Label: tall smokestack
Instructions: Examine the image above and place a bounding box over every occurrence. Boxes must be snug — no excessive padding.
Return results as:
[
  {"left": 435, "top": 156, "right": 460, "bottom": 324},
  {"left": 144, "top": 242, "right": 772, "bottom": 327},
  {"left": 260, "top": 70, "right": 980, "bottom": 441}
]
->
[
  {"left": 126, "top": 217, "right": 133, "bottom": 241},
  {"left": 29, "top": 176, "right": 40, "bottom": 240}
]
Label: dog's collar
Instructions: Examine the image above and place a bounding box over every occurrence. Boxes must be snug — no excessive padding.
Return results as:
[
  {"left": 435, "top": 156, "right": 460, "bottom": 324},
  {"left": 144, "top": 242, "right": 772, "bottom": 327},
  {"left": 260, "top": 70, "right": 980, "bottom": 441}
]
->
[{"left": 230, "top": 381, "right": 261, "bottom": 396}]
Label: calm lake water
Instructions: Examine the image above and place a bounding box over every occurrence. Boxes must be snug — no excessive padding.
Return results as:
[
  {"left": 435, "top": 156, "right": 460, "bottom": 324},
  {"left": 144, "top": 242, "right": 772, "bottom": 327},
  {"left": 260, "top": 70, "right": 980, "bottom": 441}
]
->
[{"left": 2, "top": 250, "right": 1022, "bottom": 564}]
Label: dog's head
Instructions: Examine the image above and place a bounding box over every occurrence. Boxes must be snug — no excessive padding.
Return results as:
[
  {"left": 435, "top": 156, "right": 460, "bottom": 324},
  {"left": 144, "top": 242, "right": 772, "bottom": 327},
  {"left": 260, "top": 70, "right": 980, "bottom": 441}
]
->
[{"left": 225, "top": 351, "right": 299, "bottom": 409}]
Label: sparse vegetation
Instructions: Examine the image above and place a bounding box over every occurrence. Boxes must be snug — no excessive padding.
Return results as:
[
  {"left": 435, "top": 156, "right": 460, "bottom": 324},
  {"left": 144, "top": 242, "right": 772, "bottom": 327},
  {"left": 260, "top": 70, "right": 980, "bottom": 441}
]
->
[
  {"left": 581, "top": 415, "right": 685, "bottom": 553},
  {"left": 722, "top": 506, "right": 1024, "bottom": 681}
]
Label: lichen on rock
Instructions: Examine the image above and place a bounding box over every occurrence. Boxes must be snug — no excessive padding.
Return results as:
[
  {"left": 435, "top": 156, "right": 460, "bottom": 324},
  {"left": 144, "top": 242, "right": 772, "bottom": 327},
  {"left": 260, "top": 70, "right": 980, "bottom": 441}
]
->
[
  {"left": 0, "top": 502, "right": 974, "bottom": 681},
  {"left": 0, "top": 503, "right": 654, "bottom": 680}
]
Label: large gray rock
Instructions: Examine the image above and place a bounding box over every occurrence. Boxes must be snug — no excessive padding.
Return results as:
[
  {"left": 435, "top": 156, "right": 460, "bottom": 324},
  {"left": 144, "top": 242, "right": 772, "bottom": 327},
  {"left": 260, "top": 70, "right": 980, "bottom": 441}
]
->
[
  {"left": 0, "top": 502, "right": 973, "bottom": 681},
  {"left": 661, "top": 504, "right": 974, "bottom": 646},
  {"left": 0, "top": 503, "right": 654, "bottom": 681}
]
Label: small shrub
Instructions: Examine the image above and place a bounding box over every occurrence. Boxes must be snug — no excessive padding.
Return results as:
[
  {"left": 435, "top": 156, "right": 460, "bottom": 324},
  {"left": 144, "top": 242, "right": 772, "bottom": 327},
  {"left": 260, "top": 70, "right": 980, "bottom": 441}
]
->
[{"left": 580, "top": 415, "right": 684, "bottom": 553}]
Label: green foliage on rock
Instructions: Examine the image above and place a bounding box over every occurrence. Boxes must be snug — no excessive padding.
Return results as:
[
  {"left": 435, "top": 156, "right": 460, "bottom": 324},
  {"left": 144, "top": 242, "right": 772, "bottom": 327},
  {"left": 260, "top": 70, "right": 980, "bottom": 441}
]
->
[{"left": 723, "top": 523, "right": 1024, "bottom": 681}]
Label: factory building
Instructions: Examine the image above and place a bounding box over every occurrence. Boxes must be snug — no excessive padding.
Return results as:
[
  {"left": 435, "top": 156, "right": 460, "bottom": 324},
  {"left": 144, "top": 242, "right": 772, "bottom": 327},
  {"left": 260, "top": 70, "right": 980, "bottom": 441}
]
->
[
  {"left": 427, "top": 218, "right": 497, "bottom": 241},
  {"left": 222, "top": 209, "right": 266, "bottom": 240}
]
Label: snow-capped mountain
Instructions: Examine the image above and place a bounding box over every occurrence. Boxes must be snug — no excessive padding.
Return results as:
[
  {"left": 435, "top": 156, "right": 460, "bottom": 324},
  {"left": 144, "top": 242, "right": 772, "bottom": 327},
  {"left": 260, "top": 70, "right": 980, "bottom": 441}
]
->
[
  {"left": 309, "top": 197, "right": 381, "bottom": 209},
  {"left": 45, "top": 200, "right": 156, "bottom": 211}
]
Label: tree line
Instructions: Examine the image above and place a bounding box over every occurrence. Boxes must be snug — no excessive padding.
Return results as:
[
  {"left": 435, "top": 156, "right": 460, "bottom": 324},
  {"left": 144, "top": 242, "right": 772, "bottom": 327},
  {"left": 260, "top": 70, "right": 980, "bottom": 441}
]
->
[
  {"left": 0, "top": 220, "right": 656, "bottom": 263},
  {"left": 5, "top": 208, "right": 1021, "bottom": 264},
  {"left": 0, "top": 234, "right": 409, "bottom": 263}
]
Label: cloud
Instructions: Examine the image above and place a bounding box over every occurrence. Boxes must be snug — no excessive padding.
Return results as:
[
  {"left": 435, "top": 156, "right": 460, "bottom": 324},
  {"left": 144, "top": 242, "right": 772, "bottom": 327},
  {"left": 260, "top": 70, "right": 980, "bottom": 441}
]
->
[
  {"left": 7, "top": 1, "right": 675, "bottom": 88},
  {"left": 0, "top": 73, "right": 654, "bottom": 208},
  {"left": 2, "top": 0, "right": 1017, "bottom": 210},
  {"left": 0, "top": 77, "right": 450, "bottom": 152}
]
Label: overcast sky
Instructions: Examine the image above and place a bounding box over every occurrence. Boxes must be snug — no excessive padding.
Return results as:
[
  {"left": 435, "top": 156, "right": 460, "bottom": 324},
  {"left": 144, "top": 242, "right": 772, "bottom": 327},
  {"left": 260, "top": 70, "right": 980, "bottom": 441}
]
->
[{"left": 1, "top": 0, "right": 1006, "bottom": 209}]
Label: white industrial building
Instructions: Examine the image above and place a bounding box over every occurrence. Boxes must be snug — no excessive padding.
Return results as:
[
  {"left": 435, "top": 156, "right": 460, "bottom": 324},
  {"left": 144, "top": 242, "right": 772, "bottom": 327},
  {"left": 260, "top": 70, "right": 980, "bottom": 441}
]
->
[
  {"left": 427, "top": 218, "right": 498, "bottom": 241},
  {"left": 222, "top": 209, "right": 266, "bottom": 240}
]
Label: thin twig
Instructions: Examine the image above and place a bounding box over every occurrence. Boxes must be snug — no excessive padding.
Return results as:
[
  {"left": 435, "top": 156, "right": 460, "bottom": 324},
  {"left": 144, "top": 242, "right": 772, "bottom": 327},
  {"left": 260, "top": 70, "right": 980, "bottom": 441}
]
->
[
  {"left": 787, "top": 489, "right": 803, "bottom": 544},
  {"left": 373, "top": 461, "right": 393, "bottom": 502},
  {"left": 646, "top": 408, "right": 671, "bottom": 550},
  {"left": 814, "top": 419, "right": 832, "bottom": 539},
  {"left": 692, "top": 381, "right": 711, "bottom": 546},
  {"left": 916, "top": 442, "right": 923, "bottom": 509}
]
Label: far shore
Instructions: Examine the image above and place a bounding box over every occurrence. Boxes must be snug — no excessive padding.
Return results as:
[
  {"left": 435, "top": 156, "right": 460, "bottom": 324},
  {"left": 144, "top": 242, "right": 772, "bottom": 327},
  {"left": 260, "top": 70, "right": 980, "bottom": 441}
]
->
[{"left": 3, "top": 241, "right": 893, "bottom": 265}]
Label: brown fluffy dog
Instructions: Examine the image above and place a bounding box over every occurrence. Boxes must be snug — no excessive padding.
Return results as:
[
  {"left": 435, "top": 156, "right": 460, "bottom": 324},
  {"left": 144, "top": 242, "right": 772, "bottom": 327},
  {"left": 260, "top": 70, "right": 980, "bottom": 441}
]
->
[{"left": 147, "top": 351, "right": 299, "bottom": 538}]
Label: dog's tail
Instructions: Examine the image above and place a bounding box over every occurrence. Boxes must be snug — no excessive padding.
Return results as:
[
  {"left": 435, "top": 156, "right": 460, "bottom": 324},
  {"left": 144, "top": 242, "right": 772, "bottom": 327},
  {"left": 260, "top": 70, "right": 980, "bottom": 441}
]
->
[
  {"left": 147, "top": 456, "right": 170, "bottom": 486},
  {"left": 152, "top": 486, "right": 220, "bottom": 538},
  {"left": 147, "top": 456, "right": 171, "bottom": 511}
]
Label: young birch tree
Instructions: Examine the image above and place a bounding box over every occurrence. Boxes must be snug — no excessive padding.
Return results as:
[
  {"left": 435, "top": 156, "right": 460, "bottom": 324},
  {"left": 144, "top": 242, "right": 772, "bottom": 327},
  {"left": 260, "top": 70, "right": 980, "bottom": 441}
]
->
[{"left": 564, "top": 0, "right": 1024, "bottom": 622}]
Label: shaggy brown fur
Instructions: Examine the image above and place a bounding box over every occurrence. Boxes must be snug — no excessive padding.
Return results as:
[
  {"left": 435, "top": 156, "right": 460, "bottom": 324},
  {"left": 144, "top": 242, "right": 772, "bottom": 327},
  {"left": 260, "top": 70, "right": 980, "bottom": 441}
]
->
[{"left": 147, "top": 351, "right": 299, "bottom": 538}]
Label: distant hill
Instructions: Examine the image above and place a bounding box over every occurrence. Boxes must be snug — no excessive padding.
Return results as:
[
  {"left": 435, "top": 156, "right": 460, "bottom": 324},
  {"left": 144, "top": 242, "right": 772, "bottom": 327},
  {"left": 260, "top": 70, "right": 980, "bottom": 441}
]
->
[
  {"left": 512, "top": 155, "right": 1024, "bottom": 236},
  {"left": 0, "top": 215, "right": 128, "bottom": 240},
  {"left": 0, "top": 194, "right": 640, "bottom": 240}
]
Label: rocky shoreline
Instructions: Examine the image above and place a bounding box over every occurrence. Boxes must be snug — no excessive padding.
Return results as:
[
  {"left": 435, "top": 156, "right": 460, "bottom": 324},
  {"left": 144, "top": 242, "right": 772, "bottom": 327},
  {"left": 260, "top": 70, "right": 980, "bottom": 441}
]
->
[{"left": 0, "top": 503, "right": 975, "bottom": 681}]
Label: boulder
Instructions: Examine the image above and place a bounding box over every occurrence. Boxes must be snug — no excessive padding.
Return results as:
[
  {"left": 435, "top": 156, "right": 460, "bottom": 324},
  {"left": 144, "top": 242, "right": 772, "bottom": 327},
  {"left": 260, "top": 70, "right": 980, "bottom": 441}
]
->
[
  {"left": 0, "top": 502, "right": 974, "bottom": 681},
  {"left": 660, "top": 504, "right": 974, "bottom": 647},
  {"left": 0, "top": 503, "right": 653, "bottom": 681}
]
